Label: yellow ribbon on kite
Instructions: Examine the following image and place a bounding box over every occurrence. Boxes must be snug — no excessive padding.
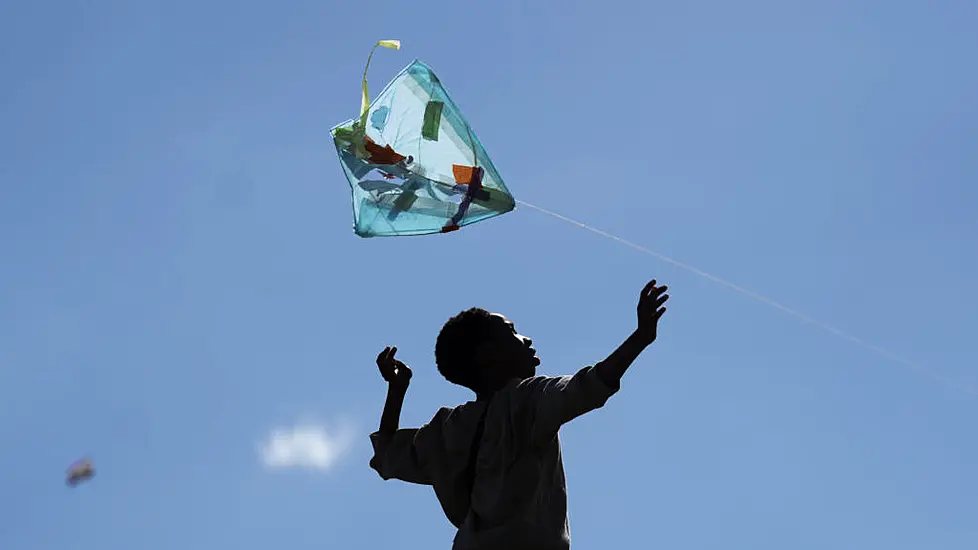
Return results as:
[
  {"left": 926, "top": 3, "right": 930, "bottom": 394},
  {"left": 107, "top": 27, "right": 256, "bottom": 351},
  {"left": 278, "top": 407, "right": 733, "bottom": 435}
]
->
[
  {"left": 333, "top": 40, "right": 400, "bottom": 159},
  {"left": 359, "top": 39, "right": 401, "bottom": 133}
]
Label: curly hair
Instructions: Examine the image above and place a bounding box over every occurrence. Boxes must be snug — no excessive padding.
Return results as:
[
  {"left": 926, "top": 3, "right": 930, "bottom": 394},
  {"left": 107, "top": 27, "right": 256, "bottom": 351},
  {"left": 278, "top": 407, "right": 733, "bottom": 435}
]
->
[{"left": 434, "top": 307, "right": 501, "bottom": 389}]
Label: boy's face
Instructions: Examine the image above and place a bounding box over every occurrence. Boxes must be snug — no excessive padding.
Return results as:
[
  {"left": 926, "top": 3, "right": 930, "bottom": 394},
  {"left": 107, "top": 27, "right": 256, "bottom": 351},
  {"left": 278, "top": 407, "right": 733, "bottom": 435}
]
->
[{"left": 484, "top": 313, "right": 540, "bottom": 379}]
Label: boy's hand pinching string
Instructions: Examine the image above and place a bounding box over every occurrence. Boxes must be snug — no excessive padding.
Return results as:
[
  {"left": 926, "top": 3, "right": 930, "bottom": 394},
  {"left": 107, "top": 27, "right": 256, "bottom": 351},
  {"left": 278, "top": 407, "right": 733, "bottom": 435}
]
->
[
  {"left": 636, "top": 279, "right": 669, "bottom": 345},
  {"left": 376, "top": 346, "right": 412, "bottom": 389}
]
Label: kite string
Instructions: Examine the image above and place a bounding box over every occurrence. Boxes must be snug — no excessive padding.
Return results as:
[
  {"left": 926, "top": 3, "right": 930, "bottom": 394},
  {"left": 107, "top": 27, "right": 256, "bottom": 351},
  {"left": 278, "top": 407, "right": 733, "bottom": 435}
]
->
[{"left": 514, "top": 199, "right": 978, "bottom": 397}]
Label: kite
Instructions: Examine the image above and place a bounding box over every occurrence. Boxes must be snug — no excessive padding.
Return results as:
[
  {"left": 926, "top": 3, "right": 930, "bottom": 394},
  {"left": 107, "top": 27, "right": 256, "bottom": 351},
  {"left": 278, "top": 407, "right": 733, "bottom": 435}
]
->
[
  {"left": 66, "top": 458, "right": 95, "bottom": 487},
  {"left": 331, "top": 40, "right": 515, "bottom": 237}
]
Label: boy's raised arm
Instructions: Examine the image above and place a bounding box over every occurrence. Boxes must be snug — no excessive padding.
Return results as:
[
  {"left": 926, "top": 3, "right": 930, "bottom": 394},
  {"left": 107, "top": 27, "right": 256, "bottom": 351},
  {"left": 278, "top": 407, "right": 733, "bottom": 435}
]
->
[
  {"left": 594, "top": 330, "right": 650, "bottom": 390},
  {"left": 524, "top": 280, "right": 669, "bottom": 446},
  {"left": 595, "top": 279, "right": 669, "bottom": 388}
]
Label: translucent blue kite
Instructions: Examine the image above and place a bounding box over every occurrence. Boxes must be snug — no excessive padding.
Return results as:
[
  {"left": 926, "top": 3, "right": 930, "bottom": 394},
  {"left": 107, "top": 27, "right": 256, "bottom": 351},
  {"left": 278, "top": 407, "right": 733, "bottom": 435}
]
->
[{"left": 331, "top": 41, "right": 515, "bottom": 237}]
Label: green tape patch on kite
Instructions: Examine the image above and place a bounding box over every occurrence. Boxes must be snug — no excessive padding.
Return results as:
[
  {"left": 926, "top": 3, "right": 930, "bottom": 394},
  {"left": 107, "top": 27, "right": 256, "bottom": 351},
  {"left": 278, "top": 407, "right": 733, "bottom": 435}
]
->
[{"left": 422, "top": 100, "right": 444, "bottom": 141}]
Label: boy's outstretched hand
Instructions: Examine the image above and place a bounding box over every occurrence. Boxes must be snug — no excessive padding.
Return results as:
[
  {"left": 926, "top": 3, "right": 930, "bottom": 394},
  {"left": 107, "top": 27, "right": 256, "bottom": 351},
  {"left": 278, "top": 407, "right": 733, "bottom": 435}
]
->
[
  {"left": 594, "top": 279, "right": 671, "bottom": 388},
  {"left": 635, "top": 279, "right": 669, "bottom": 346},
  {"left": 376, "top": 346, "right": 412, "bottom": 389}
]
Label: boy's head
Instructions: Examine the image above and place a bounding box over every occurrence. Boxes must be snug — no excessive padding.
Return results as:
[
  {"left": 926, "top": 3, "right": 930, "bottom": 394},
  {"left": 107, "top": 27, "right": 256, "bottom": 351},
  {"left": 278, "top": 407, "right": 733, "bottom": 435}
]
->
[{"left": 435, "top": 307, "right": 539, "bottom": 393}]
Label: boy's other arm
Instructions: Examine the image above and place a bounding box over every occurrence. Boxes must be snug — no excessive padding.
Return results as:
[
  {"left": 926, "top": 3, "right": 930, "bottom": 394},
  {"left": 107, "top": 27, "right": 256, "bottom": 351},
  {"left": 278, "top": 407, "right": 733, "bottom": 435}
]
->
[
  {"left": 369, "top": 347, "right": 438, "bottom": 486},
  {"left": 369, "top": 385, "right": 444, "bottom": 486},
  {"left": 378, "top": 383, "right": 407, "bottom": 434}
]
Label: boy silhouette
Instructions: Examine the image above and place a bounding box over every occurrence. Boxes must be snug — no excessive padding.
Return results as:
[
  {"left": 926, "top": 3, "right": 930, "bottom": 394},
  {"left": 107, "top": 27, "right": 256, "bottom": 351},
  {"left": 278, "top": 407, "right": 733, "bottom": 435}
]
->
[{"left": 369, "top": 279, "right": 669, "bottom": 550}]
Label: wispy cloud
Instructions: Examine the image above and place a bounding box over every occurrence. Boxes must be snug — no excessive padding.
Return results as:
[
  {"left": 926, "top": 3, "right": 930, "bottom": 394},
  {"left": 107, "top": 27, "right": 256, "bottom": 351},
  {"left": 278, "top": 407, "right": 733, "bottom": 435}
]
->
[{"left": 259, "top": 421, "right": 354, "bottom": 472}]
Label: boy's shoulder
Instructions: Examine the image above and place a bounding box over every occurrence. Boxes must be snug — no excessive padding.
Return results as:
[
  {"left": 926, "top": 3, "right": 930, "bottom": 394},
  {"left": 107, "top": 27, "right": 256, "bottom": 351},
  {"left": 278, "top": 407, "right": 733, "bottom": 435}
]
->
[
  {"left": 416, "top": 401, "right": 489, "bottom": 455},
  {"left": 425, "top": 400, "right": 484, "bottom": 431},
  {"left": 512, "top": 365, "right": 620, "bottom": 407},
  {"left": 512, "top": 365, "right": 606, "bottom": 392},
  {"left": 426, "top": 366, "right": 610, "bottom": 431}
]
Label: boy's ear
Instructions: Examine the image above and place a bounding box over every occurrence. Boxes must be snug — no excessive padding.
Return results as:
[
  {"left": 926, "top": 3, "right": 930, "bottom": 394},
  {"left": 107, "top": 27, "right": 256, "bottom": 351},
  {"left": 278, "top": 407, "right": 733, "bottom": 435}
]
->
[
  {"left": 470, "top": 341, "right": 488, "bottom": 366},
  {"left": 471, "top": 340, "right": 496, "bottom": 369}
]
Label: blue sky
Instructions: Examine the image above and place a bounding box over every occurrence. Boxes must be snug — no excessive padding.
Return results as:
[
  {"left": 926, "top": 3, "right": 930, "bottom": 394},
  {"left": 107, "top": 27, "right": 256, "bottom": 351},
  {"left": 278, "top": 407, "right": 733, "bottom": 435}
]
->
[{"left": 2, "top": 0, "right": 976, "bottom": 548}]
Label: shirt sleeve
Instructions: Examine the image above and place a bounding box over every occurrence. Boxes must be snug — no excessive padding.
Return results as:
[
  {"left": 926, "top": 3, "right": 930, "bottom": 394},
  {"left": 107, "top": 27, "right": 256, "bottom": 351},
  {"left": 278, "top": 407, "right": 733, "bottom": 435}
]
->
[
  {"left": 368, "top": 408, "right": 450, "bottom": 485},
  {"left": 518, "top": 365, "right": 620, "bottom": 447}
]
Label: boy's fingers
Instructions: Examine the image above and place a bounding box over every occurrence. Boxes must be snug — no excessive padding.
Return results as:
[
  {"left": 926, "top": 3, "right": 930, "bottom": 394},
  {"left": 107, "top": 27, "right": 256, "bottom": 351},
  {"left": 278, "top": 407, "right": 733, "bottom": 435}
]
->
[
  {"left": 641, "top": 279, "right": 658, "bottom": 298},
  {"left": 377, "top": 347, "right": 399, "bottom": 380}
]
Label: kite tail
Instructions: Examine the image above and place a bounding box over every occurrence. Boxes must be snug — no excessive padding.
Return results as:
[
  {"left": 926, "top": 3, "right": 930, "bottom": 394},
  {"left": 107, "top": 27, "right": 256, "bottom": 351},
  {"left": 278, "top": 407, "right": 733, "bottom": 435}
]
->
[{"left": 359, "top": 40, "right": 401, "bottom": 132}]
